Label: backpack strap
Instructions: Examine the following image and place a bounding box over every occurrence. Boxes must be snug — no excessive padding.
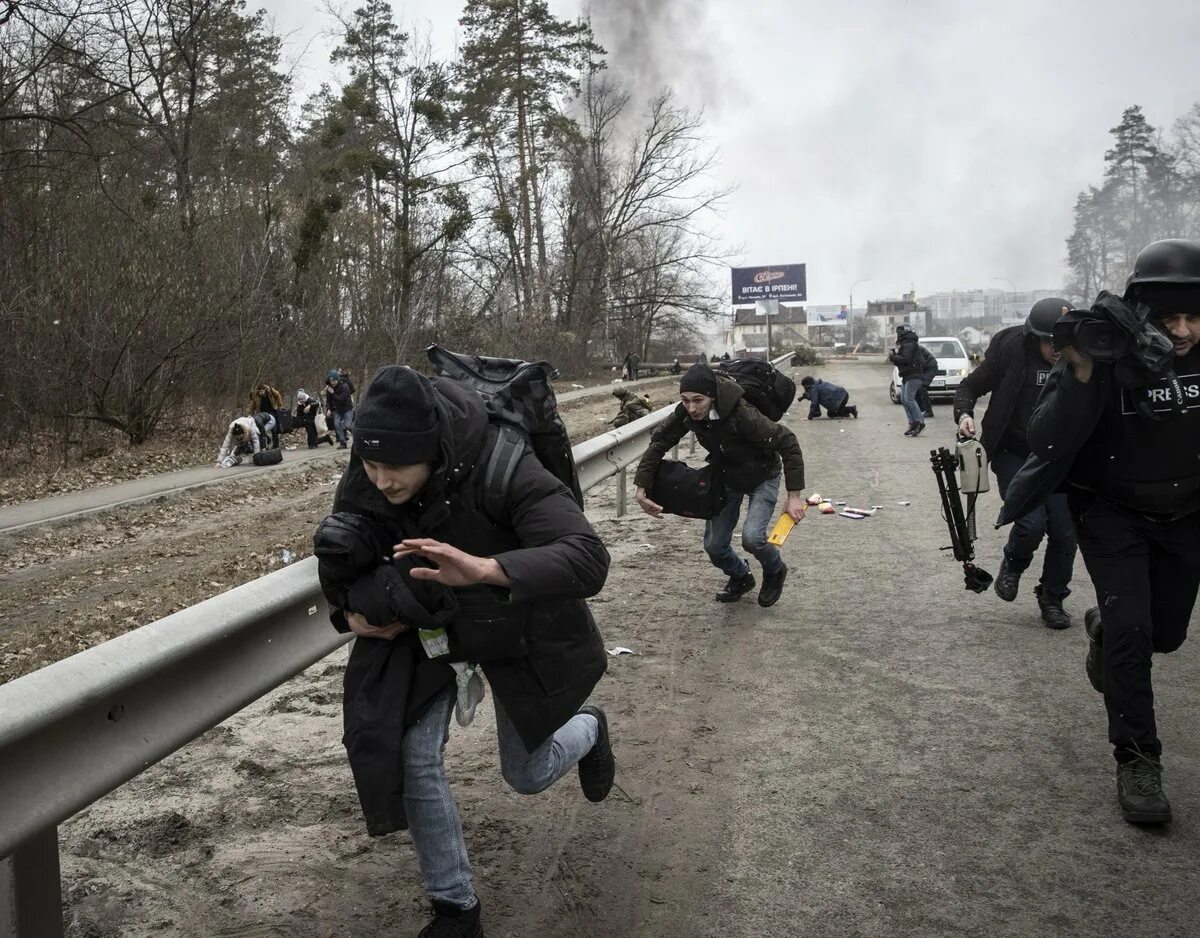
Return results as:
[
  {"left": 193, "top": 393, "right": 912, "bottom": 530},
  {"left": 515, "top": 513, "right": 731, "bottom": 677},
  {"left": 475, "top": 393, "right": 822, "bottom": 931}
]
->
[{"left": 479, "top": 424, "right": 526, "bottom": 520}]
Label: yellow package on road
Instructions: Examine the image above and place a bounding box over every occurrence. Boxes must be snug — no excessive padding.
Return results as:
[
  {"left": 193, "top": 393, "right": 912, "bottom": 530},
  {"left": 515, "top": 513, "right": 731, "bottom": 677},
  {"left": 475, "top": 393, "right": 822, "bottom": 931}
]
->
[{"left": 767, "top": 512, "right": 796, "bottom": 546}]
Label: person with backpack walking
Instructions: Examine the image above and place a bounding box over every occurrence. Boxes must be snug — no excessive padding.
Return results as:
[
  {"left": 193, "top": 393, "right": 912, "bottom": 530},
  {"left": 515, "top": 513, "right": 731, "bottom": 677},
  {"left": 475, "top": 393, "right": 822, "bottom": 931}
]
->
[
  {"left": 325, "top": 369, "right": 355, "bottom": 449},
  {"left": 632, "top": 362, "right": 806, "bottom": 607},
  {"left": 954, "top": 298, "right": 1077, "bottom": 630},
  {"left": 799, "top": 375, "right": 858, "bottom": 419},
  {"left": 889, "top": 325, "right": 927, "bottom": 436},
  {"left": 314, "top": 365, "right": 614, "bottom": 937}
]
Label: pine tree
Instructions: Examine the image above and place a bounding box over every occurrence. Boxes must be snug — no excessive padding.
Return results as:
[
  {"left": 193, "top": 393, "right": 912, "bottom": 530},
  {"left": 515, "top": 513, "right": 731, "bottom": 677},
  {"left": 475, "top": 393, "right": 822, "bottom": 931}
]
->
[{"left": 457, "top": 0, "right": 603, "bottom": 319}]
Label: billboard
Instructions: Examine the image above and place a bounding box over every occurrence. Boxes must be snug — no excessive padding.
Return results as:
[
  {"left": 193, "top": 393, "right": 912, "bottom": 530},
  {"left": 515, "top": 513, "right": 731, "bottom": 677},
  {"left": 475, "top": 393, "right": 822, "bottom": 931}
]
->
[
  {"left": 806, "top": 305, "right": 849, "bottom": 325},
  {"left": 731, "top": 263, "right": 807, "bottom": 306}
]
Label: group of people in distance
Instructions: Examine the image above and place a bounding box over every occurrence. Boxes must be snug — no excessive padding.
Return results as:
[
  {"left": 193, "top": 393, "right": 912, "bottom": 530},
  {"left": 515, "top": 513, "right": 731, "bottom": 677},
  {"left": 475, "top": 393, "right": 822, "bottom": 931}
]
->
[
  {"left": 215, "top": 369, "right": 356, "bottom": 468},
  {"left": 291, "top": 238, "right": 1199, "bottom": 937}
]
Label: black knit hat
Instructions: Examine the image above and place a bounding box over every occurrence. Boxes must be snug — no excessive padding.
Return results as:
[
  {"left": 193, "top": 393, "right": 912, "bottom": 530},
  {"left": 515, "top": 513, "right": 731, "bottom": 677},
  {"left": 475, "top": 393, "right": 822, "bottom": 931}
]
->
[
  {"left": 679, "top": 362, "right": 718, "bottom": 398},
  {"left": 352, "top": 365, "right": 442, "bottom": 465},
  {"left": 801, "top": 376, "right": 815, "bottom": 388}
]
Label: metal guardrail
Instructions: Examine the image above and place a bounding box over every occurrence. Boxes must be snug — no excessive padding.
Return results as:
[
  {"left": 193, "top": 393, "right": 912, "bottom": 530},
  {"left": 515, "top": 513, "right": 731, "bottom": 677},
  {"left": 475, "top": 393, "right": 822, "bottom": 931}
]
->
[{"left": 0, "top": 353, "right": 792, "bottom": 936}]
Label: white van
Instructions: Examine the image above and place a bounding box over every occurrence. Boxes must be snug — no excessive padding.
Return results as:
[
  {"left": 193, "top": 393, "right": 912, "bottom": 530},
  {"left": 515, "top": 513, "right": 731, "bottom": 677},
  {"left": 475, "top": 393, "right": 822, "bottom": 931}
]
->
[{"left": 889, "top": 336, "right": 971, "bottom": 403}]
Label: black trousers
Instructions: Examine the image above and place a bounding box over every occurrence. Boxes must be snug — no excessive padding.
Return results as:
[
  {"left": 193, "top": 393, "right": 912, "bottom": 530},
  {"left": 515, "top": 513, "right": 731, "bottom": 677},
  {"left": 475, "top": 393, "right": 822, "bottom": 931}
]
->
[
  {"left": 1072, "top": 495, "right": 1200, "bottom": 760},
  {"left": 917, "top": 373, "right": 935, "bottom": 413}
]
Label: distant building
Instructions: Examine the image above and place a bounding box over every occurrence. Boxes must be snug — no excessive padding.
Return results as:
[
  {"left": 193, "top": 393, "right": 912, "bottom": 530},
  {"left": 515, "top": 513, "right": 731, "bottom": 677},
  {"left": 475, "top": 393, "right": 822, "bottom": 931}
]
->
[
  {"left": 920, "top": 288, "right": 1064, "bottom": 327},
  {"left": 728, "top": 304, "right": 808, "bottom": 353},
  {"left": 865, "top": 292, "right": 930, "bottom": 338}
]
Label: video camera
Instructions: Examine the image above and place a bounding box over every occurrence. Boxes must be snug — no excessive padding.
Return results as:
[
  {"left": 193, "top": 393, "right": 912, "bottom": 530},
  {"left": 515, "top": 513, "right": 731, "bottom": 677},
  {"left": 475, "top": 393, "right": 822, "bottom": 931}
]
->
[{"left": 1052, "top": 291, "right": 1175, "bottom": 379}]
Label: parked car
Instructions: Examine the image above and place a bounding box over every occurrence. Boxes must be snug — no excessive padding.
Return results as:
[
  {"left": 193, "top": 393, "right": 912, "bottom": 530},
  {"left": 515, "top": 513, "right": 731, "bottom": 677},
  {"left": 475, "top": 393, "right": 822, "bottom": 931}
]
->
[{"left": 889, "top": 336, "right": 971, "bottom": 404}]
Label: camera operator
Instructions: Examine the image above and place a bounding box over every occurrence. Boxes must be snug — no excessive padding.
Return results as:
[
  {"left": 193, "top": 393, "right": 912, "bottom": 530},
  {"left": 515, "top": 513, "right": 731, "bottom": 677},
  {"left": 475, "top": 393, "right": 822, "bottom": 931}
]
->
[
  {"left": 1004, "top": 240, "right": 1200, "bottom": 826},
  {"left": 954, "top": 298, "right": 1077, "bottom": 629}
]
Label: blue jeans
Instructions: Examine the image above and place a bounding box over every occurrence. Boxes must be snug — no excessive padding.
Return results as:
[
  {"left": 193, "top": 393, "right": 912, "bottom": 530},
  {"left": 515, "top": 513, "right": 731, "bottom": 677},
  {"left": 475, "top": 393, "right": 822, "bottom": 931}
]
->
[
  {"left": 401, "top": 685, "right": 599, "bottom": 908},
  {"left": 992, "top": 448, "right": 1077, "bottom": 600},
  {"left": 900, "top": 377, "right": 924, "bottom": 425},
  {"left": 333, "top": 408, "right": 354, "bottom": 445},
  {"left": 704, "top": 473, "right": 785, "bottom": 577}
]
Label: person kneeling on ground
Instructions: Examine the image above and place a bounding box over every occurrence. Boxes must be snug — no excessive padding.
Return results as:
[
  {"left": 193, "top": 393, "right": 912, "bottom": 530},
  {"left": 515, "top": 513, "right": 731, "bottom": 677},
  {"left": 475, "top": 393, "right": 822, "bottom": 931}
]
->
[
  {"left": 800, "top": 375, "right": 858, "bottom": 420},
  {"left": 610, "top": 387, "right": 652, "bottom": 427},
  {"left": 215, "top": 415, "right": 264, "bottom": 467},
  {"left": 316, "top": 365, "right": 615, "bottom": 937},
  {"left": 632, "top": 362, "right": 806, "bottom": 608}
]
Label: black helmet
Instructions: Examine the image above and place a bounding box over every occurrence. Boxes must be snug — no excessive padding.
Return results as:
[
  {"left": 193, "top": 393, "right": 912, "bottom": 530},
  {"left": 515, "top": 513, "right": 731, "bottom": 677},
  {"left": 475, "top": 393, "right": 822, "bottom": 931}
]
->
[
  {"left": 1126, "top": 239, "right": 1200, "bottom": 291},
  {"left": 1125, "top": 239, "right": 1200, "bottom": 316},
  {"left": 1024, "top": 297, "right": 1069, "bottom": 337}
]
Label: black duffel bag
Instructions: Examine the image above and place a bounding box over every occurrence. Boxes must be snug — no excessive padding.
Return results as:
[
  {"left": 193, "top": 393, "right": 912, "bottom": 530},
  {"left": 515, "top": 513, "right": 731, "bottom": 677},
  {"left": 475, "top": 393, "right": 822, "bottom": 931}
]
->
[
  {"left": 252, "top": 448, "right": 283, "bottom": 466},
  {"left": 649, "top": 460, "right": 728, "bottom": 519}
]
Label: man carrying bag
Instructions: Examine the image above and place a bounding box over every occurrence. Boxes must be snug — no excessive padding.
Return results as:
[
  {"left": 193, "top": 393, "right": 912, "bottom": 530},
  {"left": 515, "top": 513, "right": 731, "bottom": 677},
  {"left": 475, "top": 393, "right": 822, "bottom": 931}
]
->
[{"left": 632, "top": 362, "right": 806, "bottom": 608}]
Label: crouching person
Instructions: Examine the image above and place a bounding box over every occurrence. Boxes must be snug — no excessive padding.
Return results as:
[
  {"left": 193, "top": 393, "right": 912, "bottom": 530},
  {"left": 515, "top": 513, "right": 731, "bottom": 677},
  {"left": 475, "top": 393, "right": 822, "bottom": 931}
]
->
[
  {"left": 632, "top": 362, "right": 806, "bottom": 607},
  {"left": 215, "top": 415, "right": 263, "bottom": 467},
  {"left": 315, "top": 365, "right": 614, "bottom": 937},
  {"left": 800, "top": 375, "right": 858, "bottom": 419}
]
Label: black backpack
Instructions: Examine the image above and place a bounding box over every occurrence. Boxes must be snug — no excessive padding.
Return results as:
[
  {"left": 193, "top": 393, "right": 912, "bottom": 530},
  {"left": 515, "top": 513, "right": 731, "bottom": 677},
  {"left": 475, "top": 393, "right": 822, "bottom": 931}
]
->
[
  {"left": 648, "top": 460, "right": 728, "bottom": 519},
  {"left": 717, "top": 359, "right": 796, "bottom": 421},
  {"left": 918, "top": 344, "right": 938, "bottom": 373},
  {"left": 426, "top": 344, "right": 584, "bottom": 508}
]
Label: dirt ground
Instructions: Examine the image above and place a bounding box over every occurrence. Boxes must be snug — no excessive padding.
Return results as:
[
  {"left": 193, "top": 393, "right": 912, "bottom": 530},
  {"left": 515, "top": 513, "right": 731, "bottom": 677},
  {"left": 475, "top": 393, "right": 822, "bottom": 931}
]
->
[{"left": 6, "top": 360, "right": 1200, "bottom": 937}]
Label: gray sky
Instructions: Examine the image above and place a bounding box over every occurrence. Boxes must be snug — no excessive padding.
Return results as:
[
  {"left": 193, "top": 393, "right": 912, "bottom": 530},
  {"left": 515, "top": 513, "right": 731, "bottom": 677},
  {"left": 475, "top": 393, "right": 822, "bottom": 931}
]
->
[{"left": 262, "top": 0, "right": 1200, "bottom": 305}]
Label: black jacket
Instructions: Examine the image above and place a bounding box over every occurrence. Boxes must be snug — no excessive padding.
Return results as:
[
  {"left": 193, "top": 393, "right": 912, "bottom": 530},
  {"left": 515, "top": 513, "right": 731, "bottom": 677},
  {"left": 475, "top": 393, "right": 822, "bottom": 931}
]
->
[
  {"left": 999, "top": 349, "right": 1200, "bottom": 525},
  {"left": 325, "top": 379, "right": 609, "bottom": 835},
  {"left": 889, "top": 333, "right": 922, "bottom": 379},
  {"left": 326, "top": 378, "right": 354, "bottom": 415},
  {"left": 633, "top": 374, "right": 805, "bottom": 494},
  {"left": 953, "top": 326, "right": 1046, "bottom": 455}
]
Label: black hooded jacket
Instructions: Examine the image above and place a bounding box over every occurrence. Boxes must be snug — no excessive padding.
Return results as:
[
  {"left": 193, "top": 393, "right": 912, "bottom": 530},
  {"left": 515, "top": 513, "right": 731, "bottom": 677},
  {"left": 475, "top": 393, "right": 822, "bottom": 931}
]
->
[
  {"left": 889, "top": 331, "right": 923, "bottom": 379},
  {"left": 324, "top": 379, "right": 609, "bottom": 834}
]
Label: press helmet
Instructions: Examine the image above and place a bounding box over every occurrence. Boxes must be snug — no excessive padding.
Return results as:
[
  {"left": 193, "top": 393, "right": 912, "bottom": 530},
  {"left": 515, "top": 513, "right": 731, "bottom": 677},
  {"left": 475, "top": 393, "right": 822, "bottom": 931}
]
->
[
  {"left": 1024, "top": 297, "right": 1069, "bottom": 338},
  {"left": 1126, "top": 239, "right": 1200, "bottom": 292}
]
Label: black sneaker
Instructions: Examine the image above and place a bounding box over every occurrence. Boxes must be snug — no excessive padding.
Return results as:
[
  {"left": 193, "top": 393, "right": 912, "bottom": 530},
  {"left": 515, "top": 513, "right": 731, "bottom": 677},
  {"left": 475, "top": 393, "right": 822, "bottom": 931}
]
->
[
  {"left": 1034, "top": 585, "right": 1072, "bottom": 630},
  {"left": 716, "top": 571, "right": 756, "bottom": 603},
  {"left": 909, "top": 422, "right": 926, "bottom": 438},
  {"left": 923, "top": 410, "right": 935, "bottom": 418},
  {"left": 338, "top": 442, "right": 348, "bottom": 449},
  {"left": 903, "top": 422, "right": 917, "bottom": 436},
  {"left": 994, "top": 557, "right": 1021, "bottom": 602},
  {"left": 1084, "top": 607, "right": 1104, "bottom": 694},
  {"left": 418, "top": 899, "right": 484, "bottom": 938},
  {"left": 848, "top": 406, "right": 858, "bottom": 419},
  {"left": 577, "top": 706, "right": 614, "bottom": 803},
  {"left": 1117, "top": 754, "right": 1172, "bottom": 825},
  {"left": 758, "top": 564, "right": 788, "bottom": 607}
]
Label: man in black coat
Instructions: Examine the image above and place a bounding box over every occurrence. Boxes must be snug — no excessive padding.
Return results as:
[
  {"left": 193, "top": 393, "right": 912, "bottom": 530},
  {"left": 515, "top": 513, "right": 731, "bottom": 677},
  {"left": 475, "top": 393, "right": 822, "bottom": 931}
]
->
[
  {"left": 318, "top": 365, "right": 614, "bottom": 936},
  {"left": 1000, "top": 240, "right": 1200, "bottom": 826},
  {"left": 889, "top": 326, "right": 927, "bottom": 436},
  {"left": 954, "top": 298, "right": 1077, "bottom": 629},
  {"left": 632, "top": 362, "right": 807, "bottom": 608}
]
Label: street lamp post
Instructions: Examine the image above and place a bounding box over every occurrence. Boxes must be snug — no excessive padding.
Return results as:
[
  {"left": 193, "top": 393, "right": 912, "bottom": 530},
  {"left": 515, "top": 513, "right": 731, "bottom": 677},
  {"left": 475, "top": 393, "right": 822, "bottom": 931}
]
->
[{"left": 849, "top": 278, "right": 871, "bottom": 346}]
